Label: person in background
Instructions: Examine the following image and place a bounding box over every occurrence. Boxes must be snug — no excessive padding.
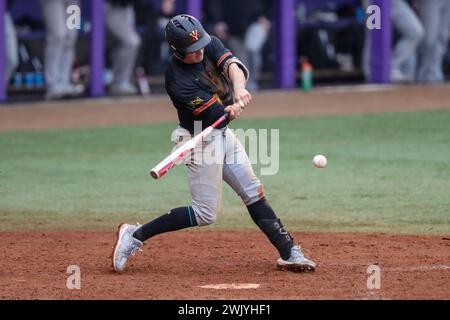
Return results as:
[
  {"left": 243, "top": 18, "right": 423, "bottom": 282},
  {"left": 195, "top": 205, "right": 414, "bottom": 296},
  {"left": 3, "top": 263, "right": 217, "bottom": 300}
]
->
[
  {"left": 105, "top": 0, "right": 141, "bottom": 95},
  {"left": 4, "top": 0, "right": 18, "bottom": 82},
  {"left": 205, "top": 0, "right": 272, "bottom": 91},
  {"left": 39, "top": 0, "right": 83, "bottom": 99},
  {"left": 154, "top": 0, "right": 176, "bottom": 69},
  {"left": 414, "top": 0, "right": 450, "bottom": 84},
  {"left": 390, "top": 0, "right": 424, "bottom": 83},
  {"left": 136, "top": 0, "right": 176, "bottom": 75},
  {"left": 362, "top": 0, "right": 424, "bottom": 83}
]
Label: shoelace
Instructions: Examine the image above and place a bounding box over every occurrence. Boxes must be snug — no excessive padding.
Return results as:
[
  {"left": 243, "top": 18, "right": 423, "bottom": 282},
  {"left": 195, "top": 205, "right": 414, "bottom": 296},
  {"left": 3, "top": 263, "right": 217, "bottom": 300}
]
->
[
  {"left": 126, "top": 224, "right": 143, "bottom": 256},
  {"left": 125, "top": 237, "right": 143, "bottom": 256},
  {"left": 129, "top": 244, "right": 143, "bottom": 256}
]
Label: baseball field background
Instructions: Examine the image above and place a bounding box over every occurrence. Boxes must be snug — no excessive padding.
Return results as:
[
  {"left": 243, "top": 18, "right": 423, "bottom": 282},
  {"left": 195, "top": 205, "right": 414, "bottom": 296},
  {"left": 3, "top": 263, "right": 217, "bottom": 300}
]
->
[{"left": 0, "top": 85, "right": 449, "bottom": 299}]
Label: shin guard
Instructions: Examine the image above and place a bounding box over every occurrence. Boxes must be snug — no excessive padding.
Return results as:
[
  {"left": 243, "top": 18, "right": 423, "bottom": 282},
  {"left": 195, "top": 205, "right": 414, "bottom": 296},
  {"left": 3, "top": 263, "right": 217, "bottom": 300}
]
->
[{"left": 257, "top": 219, "right": 294, "bottom": 260}]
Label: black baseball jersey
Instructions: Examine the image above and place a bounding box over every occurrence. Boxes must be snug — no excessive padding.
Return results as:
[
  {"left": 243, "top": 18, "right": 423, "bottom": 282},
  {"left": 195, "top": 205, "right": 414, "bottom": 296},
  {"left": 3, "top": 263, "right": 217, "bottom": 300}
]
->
[{"left": 165, "top": 36, "right": 243, "bottom": 133}]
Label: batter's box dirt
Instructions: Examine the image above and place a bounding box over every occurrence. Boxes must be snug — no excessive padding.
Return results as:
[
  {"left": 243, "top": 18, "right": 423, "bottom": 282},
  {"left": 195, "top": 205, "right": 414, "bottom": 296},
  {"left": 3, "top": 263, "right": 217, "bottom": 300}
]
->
[{"left": 0, "top": 231, "right": 448, "bottom": 299}]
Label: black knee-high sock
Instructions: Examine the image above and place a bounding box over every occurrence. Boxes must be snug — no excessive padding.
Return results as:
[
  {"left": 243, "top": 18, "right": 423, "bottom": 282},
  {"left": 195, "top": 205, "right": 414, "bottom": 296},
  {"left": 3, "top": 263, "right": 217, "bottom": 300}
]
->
[
  {"left": 247, "top": 198, "right": 294, "bottom": 260},
  {"left": 133, "top": 206, "right": 198, "bottom": 242},
  {"left": 247, "top": 198, "right": 278, "bottom": 223}
]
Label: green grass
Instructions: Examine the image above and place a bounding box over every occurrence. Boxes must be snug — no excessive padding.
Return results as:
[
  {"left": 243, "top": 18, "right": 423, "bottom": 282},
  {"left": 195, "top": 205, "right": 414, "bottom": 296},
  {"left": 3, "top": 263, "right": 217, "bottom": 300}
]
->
[{"left": 0, "top": 110, "right": 449, "bottom": 234}]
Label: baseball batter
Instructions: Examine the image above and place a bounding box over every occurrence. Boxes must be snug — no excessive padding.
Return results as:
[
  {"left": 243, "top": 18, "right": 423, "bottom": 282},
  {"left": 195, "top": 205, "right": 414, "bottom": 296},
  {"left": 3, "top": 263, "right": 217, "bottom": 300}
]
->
[{"left": 112, "top": 14, "right": 316, "bottom": 273}]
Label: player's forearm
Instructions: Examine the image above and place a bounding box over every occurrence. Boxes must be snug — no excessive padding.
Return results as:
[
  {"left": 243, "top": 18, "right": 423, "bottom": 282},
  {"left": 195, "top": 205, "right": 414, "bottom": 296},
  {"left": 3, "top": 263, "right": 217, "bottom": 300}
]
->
[
  {"left": 226, "top": 62, "right": 252, "bottom": 120},
  {"left": 228, "top": 63, "right": 247, "bottom": 92}
]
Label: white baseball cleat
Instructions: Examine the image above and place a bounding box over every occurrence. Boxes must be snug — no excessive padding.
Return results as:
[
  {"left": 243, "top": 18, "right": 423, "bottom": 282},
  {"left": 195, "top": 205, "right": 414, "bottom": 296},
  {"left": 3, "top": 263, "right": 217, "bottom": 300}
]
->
[
  {"left": 112, "top": 223, "right": 143, "bottom": 273},
  {"left": 277, "top": 245, "right": 316, "bottom": 272}
]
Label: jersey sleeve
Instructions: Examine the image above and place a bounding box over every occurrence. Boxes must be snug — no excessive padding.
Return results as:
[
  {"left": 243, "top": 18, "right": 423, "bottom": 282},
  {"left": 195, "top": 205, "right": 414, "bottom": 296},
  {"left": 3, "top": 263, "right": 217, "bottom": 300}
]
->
[{"left": 206, "top": 36, "right": 250, "bottom": 81}]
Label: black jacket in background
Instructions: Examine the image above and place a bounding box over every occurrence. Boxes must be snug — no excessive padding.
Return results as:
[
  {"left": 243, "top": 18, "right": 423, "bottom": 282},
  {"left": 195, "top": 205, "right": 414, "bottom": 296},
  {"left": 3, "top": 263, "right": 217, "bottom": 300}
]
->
[
  {"left": 107, "top": 0, "right": 136, "bottom": 7},
  {"left": 7, "top": 0, "right": 15, "bottom": 10},
  {"left": 205, "top": 0, "right": 271, "bottom": 37}
]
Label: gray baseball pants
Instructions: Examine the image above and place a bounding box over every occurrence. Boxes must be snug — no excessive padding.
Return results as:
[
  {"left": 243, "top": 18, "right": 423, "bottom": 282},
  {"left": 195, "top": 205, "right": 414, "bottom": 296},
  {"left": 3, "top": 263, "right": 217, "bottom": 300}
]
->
[
  {"left": 104, "top": 2, "right": 141, "bottom": 87},
  {"left": 4, "top": 13, "right": 18, "bottom": 81},
  {"left": 173, "top": 125, "right": 265, "bottom": 226},
  {"left": 391, "top": 0, "right": 424, "bottom": 80},
  {"left": 415, "top": 0, "right": 450, "bottom": 83},
  {"left": 39, "top": 0, "right": 79, "bottom": 88}
]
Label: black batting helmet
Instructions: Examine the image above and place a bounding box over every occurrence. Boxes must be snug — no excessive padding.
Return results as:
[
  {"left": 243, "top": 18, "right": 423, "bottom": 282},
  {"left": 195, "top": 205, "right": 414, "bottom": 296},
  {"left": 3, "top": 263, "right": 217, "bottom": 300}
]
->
[{"left": 165, "top": 14, "right": 211, "bottom": 56}]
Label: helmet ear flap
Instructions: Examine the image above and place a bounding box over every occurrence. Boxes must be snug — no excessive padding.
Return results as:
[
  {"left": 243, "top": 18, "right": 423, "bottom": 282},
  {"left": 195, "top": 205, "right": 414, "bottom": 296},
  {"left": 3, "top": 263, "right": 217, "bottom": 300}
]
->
[
  {"left": 174, "top": 51, "right": 186, "bottom": 60},
  {"left": 170, "top": 45, "right": 186, "bottom": 60}
]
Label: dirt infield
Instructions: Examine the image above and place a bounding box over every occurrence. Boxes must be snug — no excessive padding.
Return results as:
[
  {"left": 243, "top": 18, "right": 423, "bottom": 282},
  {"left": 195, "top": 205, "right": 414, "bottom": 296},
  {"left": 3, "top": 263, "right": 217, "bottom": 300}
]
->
[
  {"left": 0, "top": 231, "right": 449, "bottom": 300},
  {"left": 1, "top": 85, "right": 450, "bottom": 300},
  {"left": 1, "top": 84, "right": 450, "bottom": 132}
]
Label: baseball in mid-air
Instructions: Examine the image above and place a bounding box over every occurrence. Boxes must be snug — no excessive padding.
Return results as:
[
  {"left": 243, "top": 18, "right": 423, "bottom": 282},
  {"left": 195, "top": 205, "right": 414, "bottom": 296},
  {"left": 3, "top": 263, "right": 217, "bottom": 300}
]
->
[{"left": 313, "top": 155, "right": 327, "bottom": 168}]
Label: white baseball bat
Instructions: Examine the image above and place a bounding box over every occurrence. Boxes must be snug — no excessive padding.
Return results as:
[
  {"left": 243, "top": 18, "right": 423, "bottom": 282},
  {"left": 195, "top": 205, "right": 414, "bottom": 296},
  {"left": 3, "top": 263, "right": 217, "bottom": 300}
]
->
[{"left": 150, "top": 113, "right": 229, "bottom": 180}]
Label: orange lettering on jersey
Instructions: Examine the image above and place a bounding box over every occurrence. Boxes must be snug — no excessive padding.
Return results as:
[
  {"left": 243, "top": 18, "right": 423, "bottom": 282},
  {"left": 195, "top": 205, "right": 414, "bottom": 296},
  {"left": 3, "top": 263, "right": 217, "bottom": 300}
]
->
[{"left": 188, "top": 97, "right": 204, "bottom": 108}]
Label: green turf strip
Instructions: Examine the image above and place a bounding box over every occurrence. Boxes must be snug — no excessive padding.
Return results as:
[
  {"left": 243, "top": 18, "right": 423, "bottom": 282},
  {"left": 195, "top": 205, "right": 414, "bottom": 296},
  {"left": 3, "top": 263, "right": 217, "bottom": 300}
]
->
[{"left": 0, "top": 110, "right": 449, "bottom": 234}]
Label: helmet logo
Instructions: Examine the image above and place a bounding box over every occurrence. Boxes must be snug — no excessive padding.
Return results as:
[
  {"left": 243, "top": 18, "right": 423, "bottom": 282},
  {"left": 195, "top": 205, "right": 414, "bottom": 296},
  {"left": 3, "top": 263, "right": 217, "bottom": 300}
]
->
[{"left": 189, "top": 30, "right": 200, "bottom": 42}]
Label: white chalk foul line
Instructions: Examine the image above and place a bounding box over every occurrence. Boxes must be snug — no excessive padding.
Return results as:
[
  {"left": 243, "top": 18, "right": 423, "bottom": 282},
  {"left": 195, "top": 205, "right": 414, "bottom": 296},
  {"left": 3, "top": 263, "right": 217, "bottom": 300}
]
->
[
  {"left": 199, "top": 283, "right": 260, "bottom": 290},
  {"left": 383, "top": 265, "right": 450, "bottom": 272},
  {"left": 323, "top": 263, "right": 450, "bottom": 272}
]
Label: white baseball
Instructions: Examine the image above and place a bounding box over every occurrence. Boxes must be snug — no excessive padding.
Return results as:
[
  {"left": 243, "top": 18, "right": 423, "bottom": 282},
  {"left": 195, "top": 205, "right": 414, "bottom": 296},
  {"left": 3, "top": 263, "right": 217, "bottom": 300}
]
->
[{"left": 313, "top": 155, "right": 327, "bottom": 168}]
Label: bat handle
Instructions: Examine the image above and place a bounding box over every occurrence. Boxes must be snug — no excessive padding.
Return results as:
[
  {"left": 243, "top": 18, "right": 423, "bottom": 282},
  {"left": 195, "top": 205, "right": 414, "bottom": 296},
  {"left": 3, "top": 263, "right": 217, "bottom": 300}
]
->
[{"left": 211, "top": 112, "right": 230, "bottom": 129}]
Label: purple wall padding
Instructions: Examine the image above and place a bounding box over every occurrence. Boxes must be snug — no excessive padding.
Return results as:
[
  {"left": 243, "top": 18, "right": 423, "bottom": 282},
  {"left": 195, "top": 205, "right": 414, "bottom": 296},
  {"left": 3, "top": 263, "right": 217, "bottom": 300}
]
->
[
  {"left": 0, "top": 0, "right": 5, "bottom": 101},
  {"left": 90, "top": 0, "right": 104, "bottom": 96},
  {"left": 186, "top": 0, "right": 202, "bottom": 20},
  {"left": 370, "top": 0, "right": 391, "bottom": 83},
  {"left": 276, "top": 0, "right": 297, "bottom": 88}
]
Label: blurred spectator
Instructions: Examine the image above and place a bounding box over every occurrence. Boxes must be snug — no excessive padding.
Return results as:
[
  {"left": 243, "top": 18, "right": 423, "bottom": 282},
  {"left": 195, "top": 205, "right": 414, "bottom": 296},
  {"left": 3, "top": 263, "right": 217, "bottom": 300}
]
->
[
  {"left": 39, "top": 0, "right": 83, "bottom": 99},
  {"left": 205, "top": 0, "right": 272, "bottom": 91},
  {"left": 4, "top": 0, "right": 18, "bottom": 82},
  {"left": 136, "top": 0, "right": 176, "bottom": 75},
  {"left": 105, "top": 0, "right": 141, "bottom": 95},
  {"left": 362, "top": 0, "right": 424, "bottom": 83},
  {"left": 415, "top": 0, "right": 450, "bottom": 84},
  {"left": 391, "top": 0, "right": 424, "bottom": 83}
]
